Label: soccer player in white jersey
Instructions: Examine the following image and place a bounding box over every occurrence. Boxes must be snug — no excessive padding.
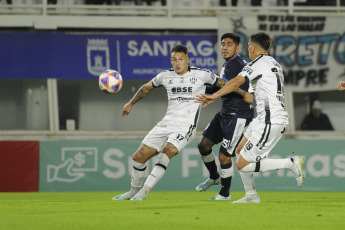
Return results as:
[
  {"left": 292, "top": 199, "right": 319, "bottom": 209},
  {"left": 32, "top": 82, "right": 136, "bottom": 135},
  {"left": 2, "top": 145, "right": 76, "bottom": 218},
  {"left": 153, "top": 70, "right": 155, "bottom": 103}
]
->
[
  {"left": 195, "top": 32, "right": 305, "bottom": 203},
  {"left": 113, "top": 44, "right": 227, "bottom": 200}
]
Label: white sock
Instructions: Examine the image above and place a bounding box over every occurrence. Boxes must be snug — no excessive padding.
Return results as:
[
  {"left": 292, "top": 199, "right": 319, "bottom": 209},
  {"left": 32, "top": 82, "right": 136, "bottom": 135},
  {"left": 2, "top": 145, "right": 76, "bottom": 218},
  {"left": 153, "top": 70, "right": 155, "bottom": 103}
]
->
[
  {"left": 240, "top": 158, "right": 292, "bottom": 173},
  {"left": 129, "top": 160, "right": 147, "bottom": 195},
  {"left": 259, "top": 158, "right": 293, "bottom": 172},
  {"left": 220, "top": 164, "right": 233, "bottom": 178},
  {"left": 201, "top": 151, "right": 216, "bottom": 163},
  {"left": 239, "top": 171, "right": 257, "bottom": 195},
  {"left": 138, "top": 153, "right": 170, "bottom": 197}
]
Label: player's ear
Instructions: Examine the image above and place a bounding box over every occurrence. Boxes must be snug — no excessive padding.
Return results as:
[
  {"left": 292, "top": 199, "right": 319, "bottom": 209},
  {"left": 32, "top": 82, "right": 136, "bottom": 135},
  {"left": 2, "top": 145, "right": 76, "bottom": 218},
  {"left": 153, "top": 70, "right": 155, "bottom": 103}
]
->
[{"left": 250, "top": 44, "right": 255, "bottom": 54}]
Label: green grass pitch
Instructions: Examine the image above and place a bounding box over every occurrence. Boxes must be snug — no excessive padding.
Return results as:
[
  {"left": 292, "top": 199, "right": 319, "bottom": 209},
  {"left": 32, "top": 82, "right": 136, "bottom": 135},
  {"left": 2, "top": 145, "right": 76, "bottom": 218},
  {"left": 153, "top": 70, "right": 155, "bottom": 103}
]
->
[{"left": 1, "top": 191, "right": 344, "bottom": 230}]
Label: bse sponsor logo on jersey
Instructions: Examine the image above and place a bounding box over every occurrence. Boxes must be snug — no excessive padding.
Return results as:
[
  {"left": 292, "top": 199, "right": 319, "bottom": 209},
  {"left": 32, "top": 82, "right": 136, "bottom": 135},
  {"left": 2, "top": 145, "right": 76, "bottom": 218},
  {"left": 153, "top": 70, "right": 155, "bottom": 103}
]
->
[
  {"left": 87, "top": 39, "right": 110, "bottom": 76},
  {"left": 171, "top": 87, "right": 192, "bottom": 94}
]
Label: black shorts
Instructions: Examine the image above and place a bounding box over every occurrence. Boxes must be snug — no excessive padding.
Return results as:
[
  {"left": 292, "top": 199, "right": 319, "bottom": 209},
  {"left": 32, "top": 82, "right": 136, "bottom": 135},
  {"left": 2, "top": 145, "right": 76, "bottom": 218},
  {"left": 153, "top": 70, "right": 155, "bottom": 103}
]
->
[{"left": 202, "top": 113, "right": 252, "bottom": 157}]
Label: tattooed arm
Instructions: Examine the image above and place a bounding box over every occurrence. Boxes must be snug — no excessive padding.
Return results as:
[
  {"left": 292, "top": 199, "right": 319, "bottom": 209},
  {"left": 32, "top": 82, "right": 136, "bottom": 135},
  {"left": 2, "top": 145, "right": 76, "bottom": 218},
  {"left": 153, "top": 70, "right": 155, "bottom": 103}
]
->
[
  {"left": 215, "top": 78, "right": 253, "bottom": 104},
  {"left": 122, "top": 81, "right": 155, "bottom": 116}
]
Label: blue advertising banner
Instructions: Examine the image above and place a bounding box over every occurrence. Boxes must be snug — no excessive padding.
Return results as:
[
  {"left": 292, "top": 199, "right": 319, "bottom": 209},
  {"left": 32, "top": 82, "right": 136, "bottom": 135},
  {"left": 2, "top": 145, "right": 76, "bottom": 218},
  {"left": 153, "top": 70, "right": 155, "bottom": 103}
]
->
[
  {"left": 0, "top": 32, "right": 217, "bottom": 79},
  {"left": 218, "top": 15, "right": 345, "bottom": 92}
]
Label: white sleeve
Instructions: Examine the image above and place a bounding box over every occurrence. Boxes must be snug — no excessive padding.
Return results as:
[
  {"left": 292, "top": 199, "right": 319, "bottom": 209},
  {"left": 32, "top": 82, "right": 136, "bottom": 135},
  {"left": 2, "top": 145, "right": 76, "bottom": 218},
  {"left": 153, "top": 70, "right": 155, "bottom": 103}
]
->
[
  {"left": 152, "top": 72, "right": 163, "bottom": 87},
  {"left": 239, "top": 65, "right": 256, "bottom": 81},
  {"left": 248, "top": 82, "right": 254, "bottom": 94},
  {"left": 205, "top": 71, "right": 218, "bottom": 85}
]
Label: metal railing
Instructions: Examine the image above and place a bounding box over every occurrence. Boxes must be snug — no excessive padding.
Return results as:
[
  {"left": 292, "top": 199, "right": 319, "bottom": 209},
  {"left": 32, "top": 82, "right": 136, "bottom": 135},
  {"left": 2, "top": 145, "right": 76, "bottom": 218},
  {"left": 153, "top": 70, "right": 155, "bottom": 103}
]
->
[{"left": 0, "top": 1, "right": 345, "bottom": 17}]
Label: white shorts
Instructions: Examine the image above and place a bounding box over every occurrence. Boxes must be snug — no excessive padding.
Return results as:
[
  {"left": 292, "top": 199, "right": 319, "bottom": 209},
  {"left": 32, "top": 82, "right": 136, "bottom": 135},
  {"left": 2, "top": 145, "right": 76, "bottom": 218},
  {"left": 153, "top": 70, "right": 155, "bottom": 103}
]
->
[
  {"left": 240, "top": 118, "right": 287, "bottom": 163},
  {"left": 142, "top": 119, "right": 196, "bottom": 152}
]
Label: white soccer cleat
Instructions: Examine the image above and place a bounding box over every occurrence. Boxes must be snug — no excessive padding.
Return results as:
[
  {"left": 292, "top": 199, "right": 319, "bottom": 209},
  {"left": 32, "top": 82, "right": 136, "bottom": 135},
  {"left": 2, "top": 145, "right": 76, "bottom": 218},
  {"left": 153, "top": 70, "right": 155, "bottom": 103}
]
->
[
  {"left": 130, "top": 194, "right": 147, "bottom": 201},
  {"left": 209, "top": 194, "right": 231, "bottom": 201},
  {"left": 112, "top": 192, "right": 133, "bottom": 200},
  {"left": 291, "top": 156, "right": 305, "bottom": 188},
  {"left": 232, "top": 194, "right": 261, "bottom": 203},
  {"left": 196, "top": 177, "right": 221, "bottom": 192}
]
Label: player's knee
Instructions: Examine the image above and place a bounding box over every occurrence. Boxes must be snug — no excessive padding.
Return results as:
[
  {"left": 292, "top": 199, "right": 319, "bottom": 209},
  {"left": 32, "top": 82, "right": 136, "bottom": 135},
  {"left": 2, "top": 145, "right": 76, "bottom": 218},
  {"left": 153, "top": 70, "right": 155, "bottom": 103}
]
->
[
  {"left": 198, "top": 140, "right": 212, "bottom": 155},
  {"left": 161, "top": 145, "right": 178, "bottom": 159},
  {"left": 132, "top": 153, "right": 147, "bottom": 163},
  {"left": 219, "top": 153, "right": 231, "bottom": 165},
  {"left": 236, "top": 163, "right": 244, "bottom": 171},
  {"left": 236, "top": 159, "right": 252, "bottom": 171}
]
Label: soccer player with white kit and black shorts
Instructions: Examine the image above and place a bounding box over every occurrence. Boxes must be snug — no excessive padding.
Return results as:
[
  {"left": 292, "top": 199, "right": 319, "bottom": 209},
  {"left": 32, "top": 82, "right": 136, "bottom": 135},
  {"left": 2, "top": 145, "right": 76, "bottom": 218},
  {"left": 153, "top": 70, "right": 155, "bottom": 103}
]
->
[
  {"left": 195, "top": 32, "right": 305, "bottom": 203},
  {"left": 195, "top": 33, "right": 255, "bottom": 201},
  {"left": 113, "top": 44, "right": 229, "bottom": 200}
]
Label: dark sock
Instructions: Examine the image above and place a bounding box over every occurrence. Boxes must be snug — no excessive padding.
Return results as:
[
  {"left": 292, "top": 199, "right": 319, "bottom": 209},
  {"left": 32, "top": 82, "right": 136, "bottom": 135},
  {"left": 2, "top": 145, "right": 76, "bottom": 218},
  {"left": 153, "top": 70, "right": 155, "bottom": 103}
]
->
[
  {"left": 219, "top": 162, "right": 232, "bottom": 197},
  {"left": 205, "top": 160, "right": 219, "bottom": 180}
]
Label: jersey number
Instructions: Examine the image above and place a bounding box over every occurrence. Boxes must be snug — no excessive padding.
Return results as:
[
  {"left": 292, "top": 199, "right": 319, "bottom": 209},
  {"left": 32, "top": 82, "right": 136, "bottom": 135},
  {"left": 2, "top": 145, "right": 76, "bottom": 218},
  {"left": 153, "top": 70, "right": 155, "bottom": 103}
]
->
[{"left": 271, "top": 67, "right": 286, "bottom": 110}]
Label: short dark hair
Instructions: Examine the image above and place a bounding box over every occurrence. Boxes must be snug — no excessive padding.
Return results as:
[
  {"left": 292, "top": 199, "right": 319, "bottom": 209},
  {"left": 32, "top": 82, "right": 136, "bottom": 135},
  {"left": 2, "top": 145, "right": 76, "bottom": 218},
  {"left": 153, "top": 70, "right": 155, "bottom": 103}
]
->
[
  {"left": 221, "top": 33, "right": 240, "bottom": 45},
  {"left": 171, "top": 45, "right": 188, "bottom": 55},
  {"left": 250, "top": 32, "right": 272, "bottom": 51}
]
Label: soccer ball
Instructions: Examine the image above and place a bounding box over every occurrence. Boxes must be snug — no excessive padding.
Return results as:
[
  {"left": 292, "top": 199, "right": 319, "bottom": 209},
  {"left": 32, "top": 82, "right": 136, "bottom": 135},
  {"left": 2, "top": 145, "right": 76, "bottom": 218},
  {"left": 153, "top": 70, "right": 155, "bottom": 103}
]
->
[{"left": 98, "top": 70, "right": 123, "bottom": 94}]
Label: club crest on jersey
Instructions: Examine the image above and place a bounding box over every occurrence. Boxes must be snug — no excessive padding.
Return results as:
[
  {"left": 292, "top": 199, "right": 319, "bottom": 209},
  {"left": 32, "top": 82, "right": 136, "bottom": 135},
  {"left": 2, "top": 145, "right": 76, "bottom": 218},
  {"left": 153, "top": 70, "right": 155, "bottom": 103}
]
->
[
  {"left": 190, "top": 77, "right": 197, "bottom": 84},
  {"left": 87, "top": 39, "right": 110, "bottom": 76}
]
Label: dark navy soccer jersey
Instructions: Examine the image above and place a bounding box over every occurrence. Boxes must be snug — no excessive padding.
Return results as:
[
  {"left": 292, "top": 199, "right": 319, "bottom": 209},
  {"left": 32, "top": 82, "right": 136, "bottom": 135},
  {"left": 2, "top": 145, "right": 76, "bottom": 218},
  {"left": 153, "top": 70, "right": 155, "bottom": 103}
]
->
[{"left": 206, "top": 55, "right": 254, "bottom": 119}]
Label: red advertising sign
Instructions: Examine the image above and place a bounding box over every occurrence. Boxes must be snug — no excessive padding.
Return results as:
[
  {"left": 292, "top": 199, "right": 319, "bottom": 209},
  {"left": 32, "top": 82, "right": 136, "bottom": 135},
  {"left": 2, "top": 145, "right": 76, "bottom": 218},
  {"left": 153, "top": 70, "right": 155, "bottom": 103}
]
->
[{"left": 0, "top": 141, "right": 39, "bottom": 192}]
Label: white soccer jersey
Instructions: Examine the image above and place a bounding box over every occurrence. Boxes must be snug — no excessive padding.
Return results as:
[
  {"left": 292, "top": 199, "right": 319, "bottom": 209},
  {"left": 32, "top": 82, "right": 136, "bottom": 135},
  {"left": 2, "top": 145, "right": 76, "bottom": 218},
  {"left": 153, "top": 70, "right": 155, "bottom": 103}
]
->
[
  {"left": 239, "top": 55, "right": 289, "bottom": 125},
  {"left": 152, "top": 66, "right": 217, "bottom": 125}
]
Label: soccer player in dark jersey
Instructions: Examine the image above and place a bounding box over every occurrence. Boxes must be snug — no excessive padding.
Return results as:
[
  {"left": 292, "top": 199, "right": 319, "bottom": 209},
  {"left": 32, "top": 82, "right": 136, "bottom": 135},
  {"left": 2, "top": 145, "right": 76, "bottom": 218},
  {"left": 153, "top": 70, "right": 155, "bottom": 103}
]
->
[
  {"left": 196, "top": 32, "right": 305, "bottom": 203},
  {"left": 195, "top": 33, "right": 256, "bottom": 200}
]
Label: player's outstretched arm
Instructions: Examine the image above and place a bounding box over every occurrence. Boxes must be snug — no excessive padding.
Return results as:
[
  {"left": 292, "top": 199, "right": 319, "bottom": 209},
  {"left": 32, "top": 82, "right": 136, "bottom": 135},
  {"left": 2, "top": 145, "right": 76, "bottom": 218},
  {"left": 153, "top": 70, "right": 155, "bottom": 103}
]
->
[
  {"left": 122, "top": 81, "right": 154, "bottom": 117},
  {"left": 195, "top": 75, "right": 246, "bottom": 109},
  {"left": 215, "top": 77, "right": 253, "bottom": 104},
  {"left": 194, "top": 93, "right": 216, "bottom": 109},
  {"left": 234, "top": 88, "right": 253, "bottom": 104},
  {"left": 338, "top": 81, "right": 345, "bottom": 91},
  {"left": 212, "top": 75, "right": 246, "bottom": 99}
]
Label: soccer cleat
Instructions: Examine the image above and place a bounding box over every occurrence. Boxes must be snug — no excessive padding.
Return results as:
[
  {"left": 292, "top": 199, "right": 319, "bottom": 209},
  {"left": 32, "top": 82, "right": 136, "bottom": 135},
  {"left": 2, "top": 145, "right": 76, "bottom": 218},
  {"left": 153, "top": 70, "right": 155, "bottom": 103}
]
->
[
  {"left": 195, "top": 177, "right": 221, "bottom": 192},
  {"left": 291, "top": 156, "right": 305, "bottom": 188},
  {"left": 130, "top": 194, "right": 147, "bottom": 201},
  {"left": 209, "top": 194, "right": 231, "bottom": 201},
  {"left": 112, "top": 192, "right": 133, "bottom": 200},
  {"left": 232, "top": 194, "right": 261, "bottom": 203}
]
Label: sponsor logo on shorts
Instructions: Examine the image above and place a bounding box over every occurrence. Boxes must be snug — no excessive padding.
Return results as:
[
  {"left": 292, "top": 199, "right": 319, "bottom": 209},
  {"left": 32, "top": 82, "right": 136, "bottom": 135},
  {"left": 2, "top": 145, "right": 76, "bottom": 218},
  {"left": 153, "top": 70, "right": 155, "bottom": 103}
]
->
[{"left": 222, "top": 138, "right": 233, "bottom": 152}]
